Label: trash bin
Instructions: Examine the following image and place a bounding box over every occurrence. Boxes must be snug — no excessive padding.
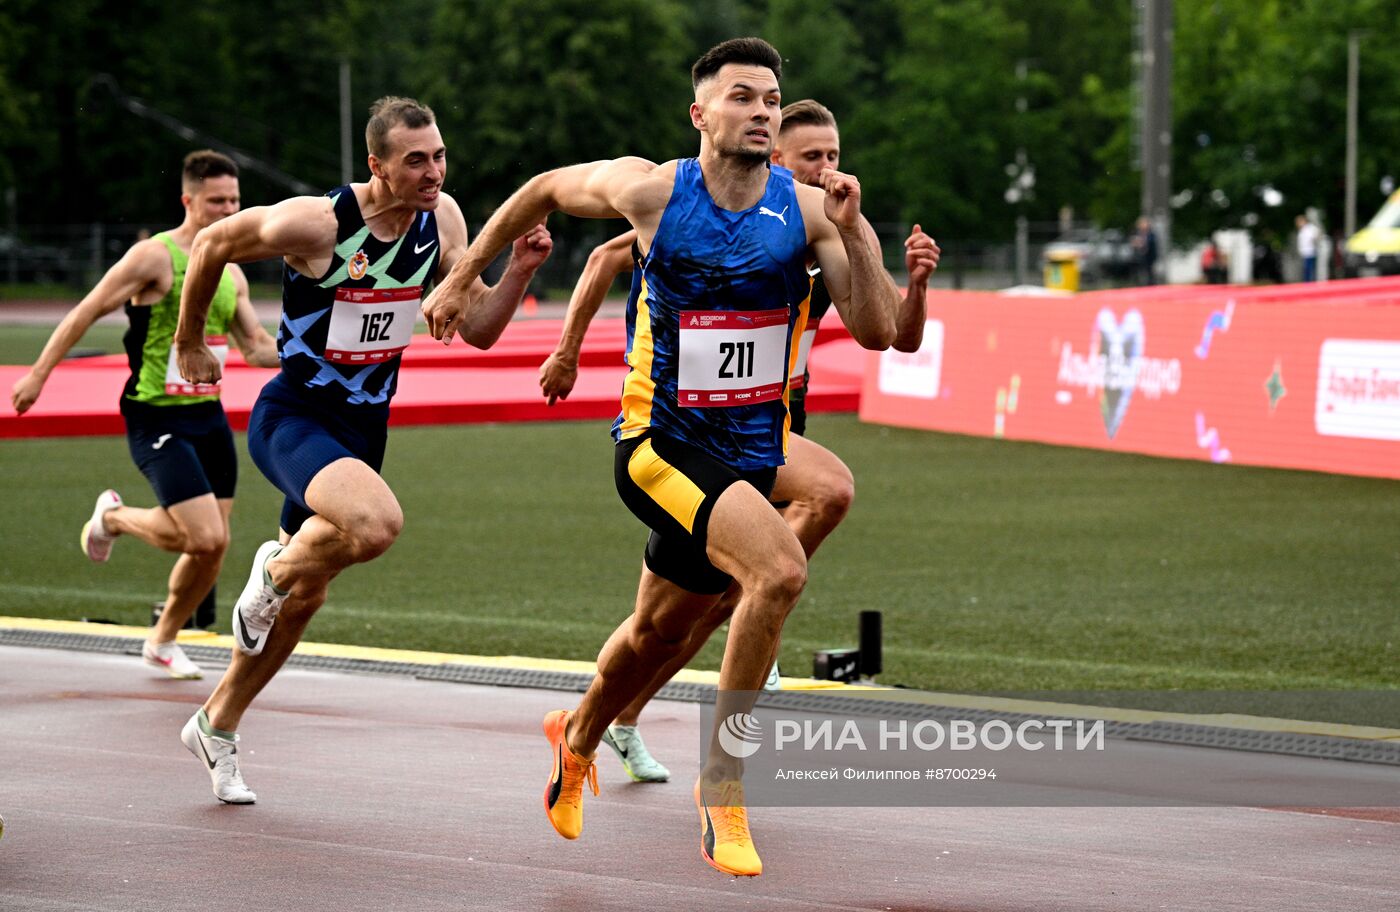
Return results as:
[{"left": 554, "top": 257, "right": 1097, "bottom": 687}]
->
[{"left": 1044, "top": 250, "right": 1080, "bottom": 291}]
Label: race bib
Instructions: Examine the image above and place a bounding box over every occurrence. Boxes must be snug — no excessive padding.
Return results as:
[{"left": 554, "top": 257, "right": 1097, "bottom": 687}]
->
[
  {"left": 324, "top": 286, "right": 421, "bottom": 363},
  {"left": 787, "top": 325, "right": 820, "bottom": 389},
  {"left": 165, "top": 335, "right": 228, "bottom": 396},
  {"left": 677, "top": 308, "right": 789, "bottom": 408}
]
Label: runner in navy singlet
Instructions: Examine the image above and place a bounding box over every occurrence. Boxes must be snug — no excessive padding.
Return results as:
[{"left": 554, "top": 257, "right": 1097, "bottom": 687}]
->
[{"left": 170, "top": 96, "right": 552, "bottom": 805}]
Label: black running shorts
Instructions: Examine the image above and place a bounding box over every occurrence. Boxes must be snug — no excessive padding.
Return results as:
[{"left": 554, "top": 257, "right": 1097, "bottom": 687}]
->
[
  {"left": 122, "top": 399, "right": 237, "bottom": 508},
  {"left": 787, "top": 384, "right": 808, "bottom": 438},
  {"left": 614, "top": 431, "right": 777, "bottom": 595}
]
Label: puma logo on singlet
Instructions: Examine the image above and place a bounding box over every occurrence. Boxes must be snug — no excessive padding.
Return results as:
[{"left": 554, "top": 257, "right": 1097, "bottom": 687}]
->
[{"left": 759, "top": 206, "right": 788, "bottom": 225}]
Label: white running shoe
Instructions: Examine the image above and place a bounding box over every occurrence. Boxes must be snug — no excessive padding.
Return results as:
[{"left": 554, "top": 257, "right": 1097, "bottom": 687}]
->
[
  {"left": 763, "top": 660, "right": 782, "bottom": 691},
  {"left": 79, "top": 489, "right": 122, "bottom": 562},
  {"left": 181, "top": 711, "right": 256, "bottom": 804},
  {"left": 601, "top": 724, "right": 671, "bottom": 782},
  {"left": 232, "top": 541, "right": 287, "bottom": 657},
  {"left": 142, "top": 640, "right": 203, "bottom": 680}
]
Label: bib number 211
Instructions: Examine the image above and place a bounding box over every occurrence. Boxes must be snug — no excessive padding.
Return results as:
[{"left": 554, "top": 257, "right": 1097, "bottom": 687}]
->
[{"left": 718, "top": 340, "right": 755, "bottom": 379}]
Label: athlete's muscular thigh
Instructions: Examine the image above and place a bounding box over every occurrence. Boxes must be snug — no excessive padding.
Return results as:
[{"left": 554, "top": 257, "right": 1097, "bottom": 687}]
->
[
  {"left": 303, "top": 457, "right": 403, "bottom": 545},
  {"left": 704, "top": 481, "right": 806, "bottom": 591},
  {"left": 633, "top": 565, "right": 723, "bottom": 646},
  {"left": 164, "top": 493, "right": 227, "bottom": 555},
  {"left": 768, "top": 433, "right": 853, "bottom": 506}
]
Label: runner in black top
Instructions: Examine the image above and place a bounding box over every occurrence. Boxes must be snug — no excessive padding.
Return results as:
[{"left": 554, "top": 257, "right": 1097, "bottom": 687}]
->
[{"left": 171, "top": 96, "right": 552, "bottom": 805}]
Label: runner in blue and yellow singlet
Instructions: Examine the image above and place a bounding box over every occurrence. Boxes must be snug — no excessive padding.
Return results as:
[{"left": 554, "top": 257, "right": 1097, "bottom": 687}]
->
[
  {"left": 425, "top": 39, "right": 904, "bottom": 878},
  {"left": 536, "top": 99, "right": 939, "bottom": 786},
  {"left": 171, "top": 97, "right": 552, "bottom": 806},
  {"left": 11, "top": 151, "right": 279, "bottom": 680}
]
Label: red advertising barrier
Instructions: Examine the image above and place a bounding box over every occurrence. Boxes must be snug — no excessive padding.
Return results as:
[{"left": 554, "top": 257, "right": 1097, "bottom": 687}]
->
[{"left": 860, "top": 278, "right": 1400, "bottom": 479}]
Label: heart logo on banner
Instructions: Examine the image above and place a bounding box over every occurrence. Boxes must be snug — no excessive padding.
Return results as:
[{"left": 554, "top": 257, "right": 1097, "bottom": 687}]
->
[{"left": 1095, "top": 308, "right": 1145, "bottom": 439}]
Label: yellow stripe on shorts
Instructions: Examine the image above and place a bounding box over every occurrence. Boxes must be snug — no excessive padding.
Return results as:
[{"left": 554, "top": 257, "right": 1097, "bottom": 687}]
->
[{"left": 627, "top": 438, "right": 706, "bottom": 533}]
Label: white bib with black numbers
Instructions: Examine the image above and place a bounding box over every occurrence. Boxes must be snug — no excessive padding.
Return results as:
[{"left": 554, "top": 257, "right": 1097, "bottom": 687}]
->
[
  {"left": 165, "top": 335, "right": 228, "bottom": 396},
  {"left": 677, "top": 308, "right": 789, "bottom": 408},
  {"left": 324, "top": 286, "right": 421, "bottom": 363},
  {"left": 788, "top": 325, "right": 820, "bottom": 388}
]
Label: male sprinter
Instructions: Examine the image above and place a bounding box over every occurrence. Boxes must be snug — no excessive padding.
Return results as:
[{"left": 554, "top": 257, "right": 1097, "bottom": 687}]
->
[
  {"left": 537, "top": 99, "right": 939, "bottom": 783},
  {"left": 173, "top": 97, "right": 552, "bottom": 804},
  {"left": 11, "top": 151, "right": 277, "bottom": 680},
  {"left": 424, "top": 39, "right": 899, "bottom": 876}
]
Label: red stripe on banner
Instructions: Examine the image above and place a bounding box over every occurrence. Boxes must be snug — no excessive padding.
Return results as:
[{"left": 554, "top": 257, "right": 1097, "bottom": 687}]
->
[
  {"left": 334, "top": 286, "right": 423, "bottom": 304},
  {"left": 678, "top": 383, "right": 785, "bottom": 407},
  {"left": 680, "top": 308, "right": 788, "bottom": 330},
  {"left": 325, "top": 348, "right": 406, "bottom": 363}
]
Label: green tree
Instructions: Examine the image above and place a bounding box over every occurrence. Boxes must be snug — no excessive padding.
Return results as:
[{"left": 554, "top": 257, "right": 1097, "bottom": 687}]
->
[
  {"left": 1170, "top": 0, "right": 1400, "bottom": 242},
  {"left": 759, "top": 0, "right": 869, "bottom": 122},
  {"left": 421, "top": 0, "right": 695, "bottom": 226},
  {"left": 848, "top": 0, "right": 1026, "bottom": 238}
]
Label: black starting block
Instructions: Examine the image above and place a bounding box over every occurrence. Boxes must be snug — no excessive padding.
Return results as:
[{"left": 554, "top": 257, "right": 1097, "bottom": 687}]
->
[
  {"left": 813, "top": 647, "right": 861, "bottom": 683},
  {"left": 812, "top": 610, "right": 883, "bottom": 683}
]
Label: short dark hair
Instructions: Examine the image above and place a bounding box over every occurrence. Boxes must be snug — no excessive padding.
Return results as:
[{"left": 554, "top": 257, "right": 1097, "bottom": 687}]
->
[
  {"left": 366, "top": 96, "right": 436, "bottom": 159},
  {"left": 691, "top": 37, "right": 782, "bottom": 89},
  {"left": 182, "top": 150, "right": 238, "bottom": 190},
  {"left": 778, "top": 99, "right": 837, "bottom": 135}
]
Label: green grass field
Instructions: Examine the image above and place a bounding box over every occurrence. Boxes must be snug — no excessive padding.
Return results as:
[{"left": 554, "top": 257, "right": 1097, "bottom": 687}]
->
[
  {"left": 2, "top": 416, "right": 1397, "bottom": 697},
  {"left": 0, "top": 323, "right": 130, "bottom": 364}
]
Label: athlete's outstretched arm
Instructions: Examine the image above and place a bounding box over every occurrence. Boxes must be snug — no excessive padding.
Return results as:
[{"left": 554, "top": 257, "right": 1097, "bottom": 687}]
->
[
  {"left": 226, "top": 264, "right": 280, "bottom": 368},
  {"left": 423, "top": 157, "right": 660, "bottom": 343},
  {"left": 419, "top": 194, "right": 554, "bottom": 350},
  {"left": 539, "top": 230, "right": 637, "bottom": 405},
  {"left": 10, "top": 240, "right": 170, "bottom": 414},
  {"left": 804, "top": 172, "right": 897, "bottom": 350},
  {"left": 893, "top": 224, "right": 940, "bottom": 353},
  {"left": 456, "top": 224, "right": 554, "bottom": 350},
  {"left": 176, "top": 196, "right": 336, "bottom": 385}
]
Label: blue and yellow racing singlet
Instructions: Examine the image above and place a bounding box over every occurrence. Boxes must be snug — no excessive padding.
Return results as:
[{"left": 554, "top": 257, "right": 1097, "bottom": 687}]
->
[
  {"left": 611, "top": 159, "right": 810, "bottom": 470},
  {"left": 278, "top": 186, "right": 440, "bottom": 407},
  {"left": 787, "top": 268, "right": 832, "bottom": 393}
]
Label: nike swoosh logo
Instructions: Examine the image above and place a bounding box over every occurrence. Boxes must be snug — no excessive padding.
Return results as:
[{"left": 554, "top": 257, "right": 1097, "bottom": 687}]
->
[
  {"left": 152, "top": 434, "right": 172, "bottom": 450},
  {"left": 196, "top": 734, "right": 217, "bottom": 770},
  {"left": 236, "top": 616, "right": 261, "bottom": 652},
  {"left": 414, "top": 240, "right": 436, "bottom": 255},
  {"left": 702, "top": 804, "right": 716, "bottom": 857}
]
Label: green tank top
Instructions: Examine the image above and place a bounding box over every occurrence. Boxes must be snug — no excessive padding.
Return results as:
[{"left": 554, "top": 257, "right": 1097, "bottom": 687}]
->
[{"left": 122, "top": 232, "right": 238, "bottom": 407}]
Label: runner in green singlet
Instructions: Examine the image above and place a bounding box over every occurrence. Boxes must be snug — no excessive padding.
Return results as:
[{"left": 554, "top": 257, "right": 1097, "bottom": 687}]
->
[{"left": 11, "top": 150, "right": 278, "bottom": 679}]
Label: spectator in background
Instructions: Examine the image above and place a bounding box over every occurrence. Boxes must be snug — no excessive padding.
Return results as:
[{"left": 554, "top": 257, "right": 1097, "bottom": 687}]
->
[
  {"left": 1132, "top": 216, "right": 1157, "bottom": 285},
  {"left": 1296, "top": 213, "right": 1321, "bottom": 282},
  {"left": 1252, "top": 229, "right": 1284, "bottom": 284},
  {"left": 1201, "top": 238, "right": 1228, "bottom": 284}
]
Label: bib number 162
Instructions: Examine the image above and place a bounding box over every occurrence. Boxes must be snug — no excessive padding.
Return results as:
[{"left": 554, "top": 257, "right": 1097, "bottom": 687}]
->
[
  {"left": 360, "top": 311, "right": 395, "bottom": 343},
  {"left": 718, "top": 340, "right": 755, "bottom": 379}
]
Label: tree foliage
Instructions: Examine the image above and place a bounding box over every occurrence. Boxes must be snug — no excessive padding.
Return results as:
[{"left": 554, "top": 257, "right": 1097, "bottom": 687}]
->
[{"left": 1, "top": 0, "right": 1398, "bottom": 252}]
